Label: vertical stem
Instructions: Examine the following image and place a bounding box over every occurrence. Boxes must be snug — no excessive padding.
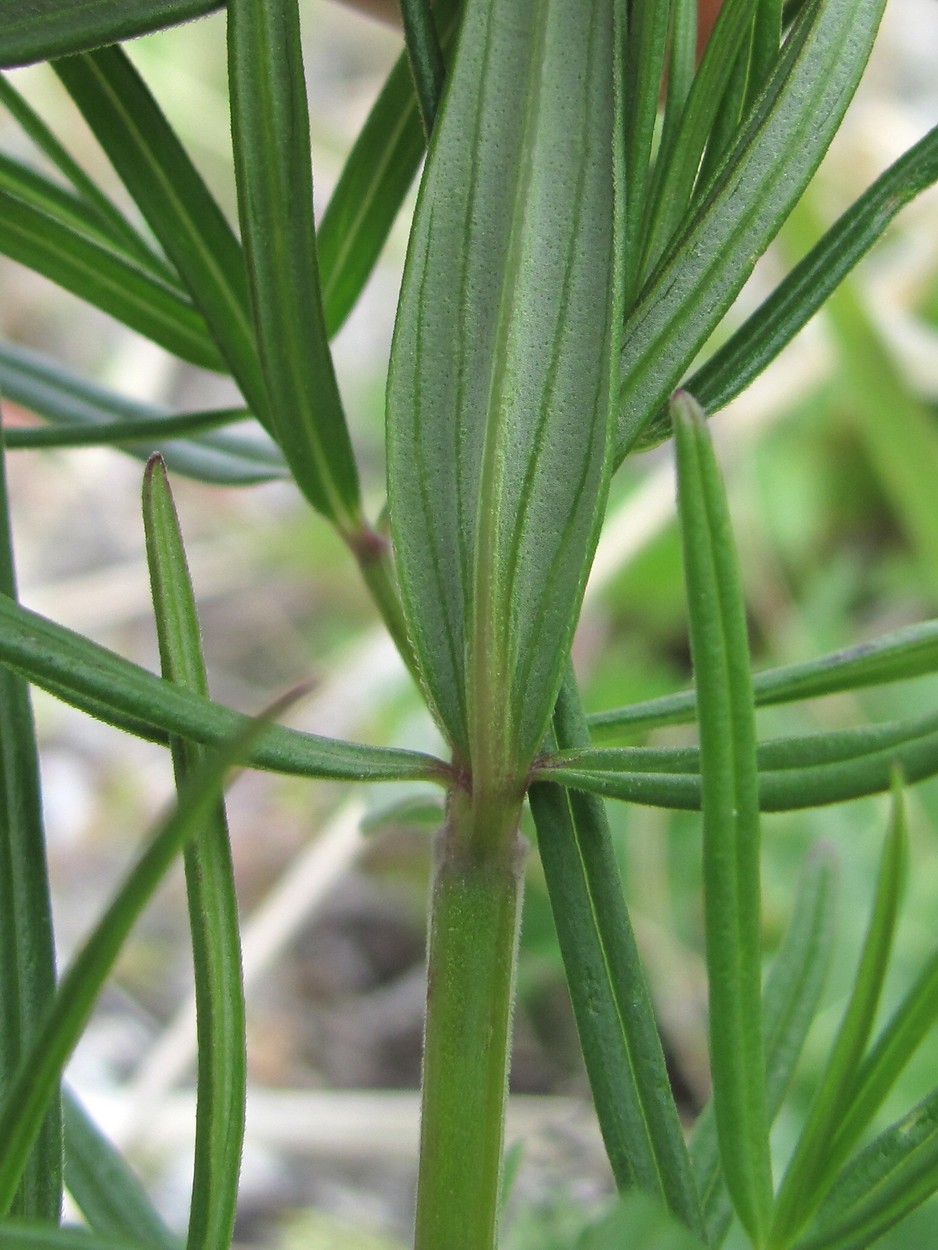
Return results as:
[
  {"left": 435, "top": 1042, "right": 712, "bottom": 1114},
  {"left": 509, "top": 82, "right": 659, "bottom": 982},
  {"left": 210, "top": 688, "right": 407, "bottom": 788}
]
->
[{"left": 415, "top": 786, "right": 526, "bottom": 1250}]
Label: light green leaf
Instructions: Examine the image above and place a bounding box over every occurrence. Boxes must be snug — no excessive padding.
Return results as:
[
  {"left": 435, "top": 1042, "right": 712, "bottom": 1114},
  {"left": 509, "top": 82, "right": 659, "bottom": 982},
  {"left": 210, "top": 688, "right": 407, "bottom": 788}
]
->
[
  {"left": 0, "top": 338, "right": 285, "bottom": 485},
  {"left": 616, "top": 0, "right": 887, "bottom": 460},
  {"left": 227, "top": 0, "right": 361, "bottom": 530},
  {"left": 142, "top": 456, "right": 244, "bottom": 1250},
  {"left": 691, "top": 843, "right": 838, "bottom": 1245},
  {"left": 54, "top": 48, "right": 271, "bottom": 428},
  {"left": 62, "top": 1088, "right": 179, "bottom": 1250},
  {"left": 529, "top": 664, "right": 704, "bottom": 1236},
  {"left": 388, "top": 0, "right": 617, "bottom": 784},
  {"left": 588, "top": 617, "right": 938, "bottom": 738},
  {"left": 0, "top": 432, "right": 61, "bottom": 1218},
  {"left": 0, "top": 188, "right": 225, "bottom": 372},
  {"left": 0, "top": 593, "right": 448, "bottom": 784},
  {"left": 673, "top": 392, "right": 771, "bottom": 1241},
  {"left": 0, "top": 0, "right": 222, "bottom": 69},
  {"left": 317, "top": 0, "right": 462, "bottom": 338},
  {"left": 769, "top": 780, "right": 907, "bottom": 1248}
]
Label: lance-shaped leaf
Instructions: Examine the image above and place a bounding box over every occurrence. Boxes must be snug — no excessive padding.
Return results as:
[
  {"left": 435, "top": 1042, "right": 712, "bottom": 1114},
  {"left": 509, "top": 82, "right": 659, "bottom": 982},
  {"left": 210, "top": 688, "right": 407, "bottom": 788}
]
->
[
  {"left": 0, "top": 0, "right": 222, "bottom": 69},
  {"left": 318, "top": 0, "right": 462, "bottom": 337},
  {"left": 616, "top": 0, "right": 887, "bottom": 460},
  {"left": 387, "top": 0, "right": 617, "bottom": 783},
  {"left": 588, "top": 617, "right": 938, "bottom": 738},
  {"left": 0, "top": 593, "right": 447, "bottom": 784},
  {"left": 0, "top": 1228, "right": 155, "bottom": 1250},
  {"left": 228, "top": 0, "right": 361, "bottom": 532},
  {"left": 143, "top": 457, "right": 244, "bottom": 1250},
  {"left": 673, "top": 392, "right": 772, "bottom": 1242},
  {"left": 0, "top": 338, "right": 285, "bottom": 485},
  {"left": 0, "top": 432, "right": 61, "bottom": 1219},
  {"left": 529, "top": 664, "right": 704, "bottom": 1236}
]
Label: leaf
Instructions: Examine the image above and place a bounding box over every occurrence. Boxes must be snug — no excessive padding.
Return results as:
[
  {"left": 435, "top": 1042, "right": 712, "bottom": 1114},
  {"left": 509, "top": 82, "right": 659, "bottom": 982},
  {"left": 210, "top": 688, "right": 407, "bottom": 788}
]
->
[
  {"left": 636, "top": 123, "right": 938, "bottom": 447},
  {"left": 0, "top": 1226, "right": 155, "bottom": 1250},
  {"left": 691, "top": 843, "right": 838, "bottom": 1245},
  {"left": 796, "top": 1087, "right": 938, "bottom": 1250},
  {"left": 227, "top": 0, "right": 361, "bottom": 530},
  {"left": 142, "top": 456, "right": 244, "bottom": 1250},
  {"left": 588, "top": 617, "right": 938, "bottom": 738},
  {"left": 673, "top": 392, "right": 771, "bottom": 1241},
  {"left": 62, "top": 1089, "right": 179, "bottom": 1249},
  {"left": 578, "top": 1190, "right": 707, "bottom": 1250},
  {"left": 387, "top": 0, "right": 617, "bottom": 782},
  {"left": 0, "top": 338, "right": 285, "bottom": 485},
  {"left": 0, "top": 593, "right": 448, "bottom": 784},
  {"left": 0, "top": 432, "right": 61, "bottom": 1218},
  {"left": 400, "top": 0, "right": 445, "bottom": 136},
  {"left": 4, "top": 406, "right": 251, "bottom": 450},
  {"left": 0, "top": 701, "right": 277, "bottom": 1215},
  {"left": 616, "top": 0, "right": 887, "bottom": 460},
  {"left": 0, "top": 0, "right": 223, "bottom": 69},
  {"left": 317, "top": 0, "right": 462, "bottom": 338},
  {"left": 529, "top": 664, "right": 704, "bottom": 1236},
  {"left": 769, "top": 779, "right": 907, "bottom": 1247},
  {"left": 54, "top": 48, "right": 271, "bottom": 428},
  {"left": 0, "top": 188, "right": 225, "bottom": 372}
]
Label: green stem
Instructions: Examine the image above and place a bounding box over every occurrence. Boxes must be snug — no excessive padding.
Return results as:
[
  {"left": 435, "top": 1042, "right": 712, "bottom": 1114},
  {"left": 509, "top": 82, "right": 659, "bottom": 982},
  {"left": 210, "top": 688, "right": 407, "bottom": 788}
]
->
[
  {"left": 415, "top": 785, "right": 526, "bottom": 1250},
  {"left": 349, "top": 522, "right": 423, "bottom": 687}
]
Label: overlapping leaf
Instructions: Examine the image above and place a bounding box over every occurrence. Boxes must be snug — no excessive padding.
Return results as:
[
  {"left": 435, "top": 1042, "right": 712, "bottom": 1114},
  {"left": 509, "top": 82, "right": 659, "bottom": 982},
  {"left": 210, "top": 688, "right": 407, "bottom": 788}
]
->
[{"left": 388, "top": 0, "right": 617, "bottom": 781}]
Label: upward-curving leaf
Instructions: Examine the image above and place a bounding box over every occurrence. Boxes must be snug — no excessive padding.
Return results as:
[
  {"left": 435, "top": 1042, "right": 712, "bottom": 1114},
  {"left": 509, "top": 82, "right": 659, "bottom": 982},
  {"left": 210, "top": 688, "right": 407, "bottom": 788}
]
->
[
  {"left": 616, "top": 0, "right": 887, "bottom": 460},
  {"left": 0, "top": 0, "right": 223, "bottom": 70},
  {"left": 387, "top": 0, "right": 618, "bottom": 786}
]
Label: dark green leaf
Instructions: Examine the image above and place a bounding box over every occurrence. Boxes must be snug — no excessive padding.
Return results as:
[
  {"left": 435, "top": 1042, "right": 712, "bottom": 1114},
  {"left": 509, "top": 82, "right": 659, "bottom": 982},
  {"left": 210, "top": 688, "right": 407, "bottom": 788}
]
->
[
  {"left": 400, "top": 0, "right": 445, "bottom": 136},
  {"left": 387, "top": 0, "right": 617, "bottom": 780},
  {"left": 0, "top": 431, "right": 61, "bottom": 1218},
  {"left": 673, "top": 392, "right": 771, "bottom": 1241},
  {"left": 0, "top": 0, "right": 222, "bottom": 69},
  {"left": 616, "top": 0, "right": 887, "bottom": 459},
  {"left": 142, "top": 456, "right": 244, "bottom": 1250},
  {"left": 227, "top": 0, "right": 361, "bottom": 529},
  {"left": 0, "top": 187, "right": 225, "bottom": 371},
  {"left": 4, "top": 406, "right": 250, "bottom": 450},
  {"left": 588, "top": 617, "right": 938, "bottom": 738},
  {"left": 62, "top": 1088, "right": 179, "bottom": 1250},
  {"left": 529, "top": 665, "right": 704, "bottom": 1235},
  {"left": 0, "top": 593, "right": 448, "bottom": 784},
  {"left": 0, "top": 1225, "right": 155, "bottom": 1250},
  {"left": 769, "top": 781, "right": 907, "bottom": 1247},
  {"left": 54, "top": 48, "right": 272, "bottom": 427}
]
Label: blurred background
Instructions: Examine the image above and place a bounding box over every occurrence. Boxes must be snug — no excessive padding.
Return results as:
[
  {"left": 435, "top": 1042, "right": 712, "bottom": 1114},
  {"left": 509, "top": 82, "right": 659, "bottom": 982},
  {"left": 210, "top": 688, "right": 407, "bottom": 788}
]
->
[{"left": 2, "top": 0, "right": 938, "bottom": 1246}]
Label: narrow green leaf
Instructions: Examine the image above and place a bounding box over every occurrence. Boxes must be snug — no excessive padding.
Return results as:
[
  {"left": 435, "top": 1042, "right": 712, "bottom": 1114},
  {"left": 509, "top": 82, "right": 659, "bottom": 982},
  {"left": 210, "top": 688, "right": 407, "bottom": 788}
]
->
[
  {"left": 0, "top": 0, "right": 223, "bottom": 69},
  {"left": 0, "top": 1226, "right": 154, "bottom": 1250},
  {"left": 529, "top": 664, "right": 704, "bottom": 1235},
  {"left": 400, "top": 0, "right": 445, "bottom": 136},
  {"left": 0, "top": 593, "right": 448, "bottom": 784},
  {"left": 616, "top": 0, "right": 887, "bottom": 460},
  {"left": 0, "top": 188, "right": 225, "bottom": 372},
  {"left": 0, "top": 151, "right": 175, "bottom": 285},
  {"left": 227, "top": 0, "right": 361, "bottom": 530},
  {"left": 588, "top": 617, "right": 938, "bottom": 739},
  {"left": 0, "top": 338, "right": 285, "bottom": 485},
  {"left": 659, "top": 0, "right": 697, "bottom": 163},
  {"left": 317, "top": 0, "right": 462, "bottom": 338},
  {"left": 769, "top": 780, "right": 907, "bottom": 1248},
  {"left": 630, "top": 122, "right": 938, "bottom": 445},
  {"left": 796, "top": 1088, "right": 938, "bottom": 1250},
  {"left": 388, "top": 0, "right": 617, "bottom": 784},
  {"left": 747, "top": 0, "right": 784, "bottom": 110},
  {"left": 142, "top": 456, "right": 244, "bottom": 1250},
  {"left": 62, "top": 1088, "right": 179, "bottom": 1250},
  {"left": 621, "top": 0, "right": 674, "bottom": 302},
  {"left": 691, "top": 843, "right": 838, "bottom": 1246},
  {"left": 54, "top": 48, "right": 272, "bottom": 427},
  {"left": 0, "top": 75, "right": 169, "bottom": 273},
  {"left": 0, "top": 429, "right": 62, "bottom": 1220},
  {"left": 0, "top": 698, "right": 276, "bottom": 1215},
  {"left": 673, "top": 391, "right": 771, "bottom": 1241},
  {"left": 638, "top": 0, "right": 757, "bottom": 283},
  {"left": 4, "top": 406, "right": 250, "bottom": 450}
]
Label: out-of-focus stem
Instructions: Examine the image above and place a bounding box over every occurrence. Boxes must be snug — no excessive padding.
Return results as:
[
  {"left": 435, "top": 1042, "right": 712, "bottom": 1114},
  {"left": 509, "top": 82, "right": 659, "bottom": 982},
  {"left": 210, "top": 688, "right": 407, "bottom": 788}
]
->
[
  {"left": 415, "top": 784, "right": 526, "bottom": 1250},
  {"left": 346, "top": 521, "right": 423, "bottom": 687}
]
